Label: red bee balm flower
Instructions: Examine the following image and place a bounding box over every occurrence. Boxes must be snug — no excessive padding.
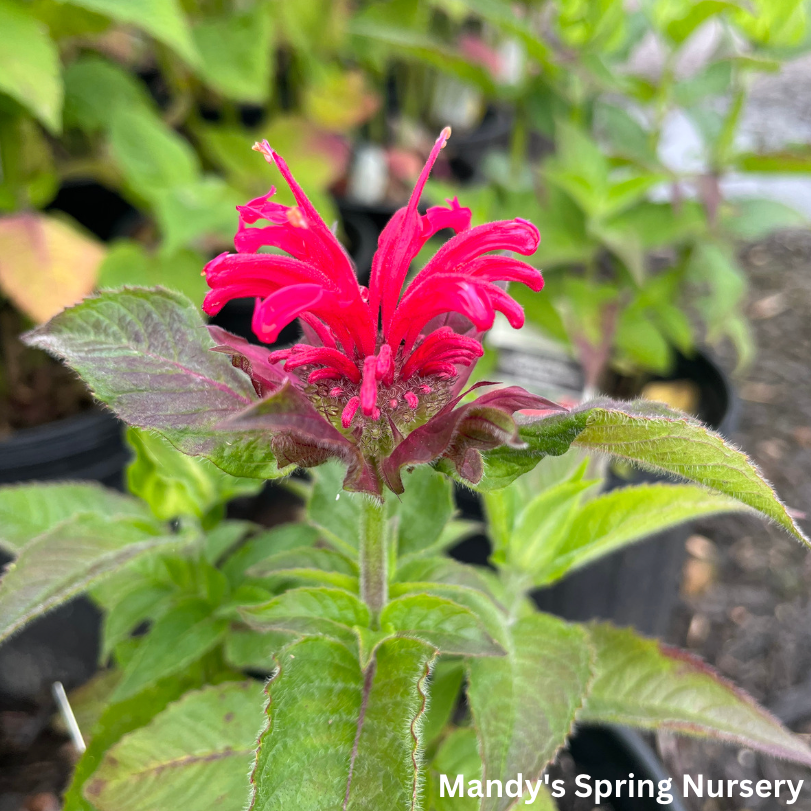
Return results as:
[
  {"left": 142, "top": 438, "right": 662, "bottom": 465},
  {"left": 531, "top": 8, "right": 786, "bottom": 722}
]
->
[{"left": 203, "top": 128, "right": 564, "bottom": 495}]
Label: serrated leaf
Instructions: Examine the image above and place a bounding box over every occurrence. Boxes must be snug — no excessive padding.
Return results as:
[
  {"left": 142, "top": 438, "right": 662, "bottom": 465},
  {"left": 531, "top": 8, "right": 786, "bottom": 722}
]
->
[
  {"left": 248, "top": 547, "right": 359, "bottom": 592},
  {"left": 467, "top": 613, "right": 593, "bottom": 811},
  {"left": 63, "top": 0, "right": 198, "bottom": 65},
  {"left": 221, "top": 523, "right": 319, "bottom": 584},
  {"left": 23, "top": 287, "right": 292, "bottom": 480},
  {"left": 193, "top": 9, "right": 273, "bottom": 102},
  {"left": 248, "top": 636, "right": 434, "bottom": 811},
  {"left": 0, "top": 0, "right": 62, "bottom": 131},
  {"left": 112, "top": 599, "right": 227, "bottom": 701},
  {"left": 86, "top": 681, "right": 265, "bottom": 811},
  {"left": 0, "top": 514, "right": 187, "bottom": 644},
  {"left": 63, "top": 668, "right": 208, "bottom": 811},
  {"left": 482, "top": 399, "right": 809, "bottom": 546},
  {"left": 0, "top": 482, "right": 148, "bottom": 555},
  {"left": 0, "top": 213, "right": 105, "bottom": 323},
  {"left": 537, "top": 484, "right": 750, "bottom": 585},
  {"left": 381, "top": 594, "right": 503, "bottom": 657},
  {"left": 579, "top": 623, "right": 811, "bottom": 765},
  {"left": 241, "top": 587, "right": 369, "bottom": 648}
]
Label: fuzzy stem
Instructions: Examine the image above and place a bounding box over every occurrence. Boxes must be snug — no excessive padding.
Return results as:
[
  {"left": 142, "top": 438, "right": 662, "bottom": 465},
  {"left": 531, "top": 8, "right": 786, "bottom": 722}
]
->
[{"left": 359, "top": 497, "right": 388, "bottom": 625}]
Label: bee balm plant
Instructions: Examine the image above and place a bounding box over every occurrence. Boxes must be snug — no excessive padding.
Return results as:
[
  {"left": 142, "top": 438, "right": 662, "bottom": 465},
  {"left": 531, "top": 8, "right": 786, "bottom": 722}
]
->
[{"left": 0, "top": 129, "right": 809, "bottom": 811}]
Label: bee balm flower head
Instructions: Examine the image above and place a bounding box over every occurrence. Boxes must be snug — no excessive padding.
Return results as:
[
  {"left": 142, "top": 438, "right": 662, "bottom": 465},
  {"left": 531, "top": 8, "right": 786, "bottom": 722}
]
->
[{"left": 202, "top": 128, "right": 563, "bottom": 495}]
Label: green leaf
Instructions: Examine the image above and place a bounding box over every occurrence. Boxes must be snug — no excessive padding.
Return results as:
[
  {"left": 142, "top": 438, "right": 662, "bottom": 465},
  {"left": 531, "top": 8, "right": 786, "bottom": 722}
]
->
[
  {"left": 86, "top": 681, "right": 265, "bottom": 811},
  {"left": 100, "top": 582, "right": 174, "bottom": 662},
  {"left": 482, "top": 399, "right": 809, "bottom": 546},
  {"left": 536, "top": 484, "right": 750, "bottom": 585},
  {"left": 248, "top": 636, "right": 435, "bottom": 811},
  {"left": 428, "top": 728, "right": 482, "bottom": 811},
  {"left": 381, "top": 594, "right": 503, "bottom": 657},
  {"left": 467, "top": 613, "right": 593, "bottom": 811},
  {"left": 307, "top": 460, "right": 363, "bottom": 556},
  {"left": 241, "top": 587, "right": 369, "bottom": 648},
  {"left": 663, "top": 1, "right": 737, "bottom": 43},
  {"left": 127, "top": 427, "right": 261, "bottom": 522},
  {"left": 203, "top": 520, "right": 254, "bottom": 565},
  {"left": 735, "top": 146, "right": 811, "bottom": 174},
  {"left": 394, "top": 466, "right": 455, "bottom": 558},
  {"left": 193, "top": 9, "right": 273, "bottom": 102},
  {"left": 109, "top": 109, "right": 199, "bottom": 202},
  {"left": 0, "top": 0, "right": 62, "bottom": 132},
  {"left": 614, "top": 306, "right": 673, "bottom": 373},
  {"left": 247, "top": 547, "right": 359, "bottom": 592},
  {"left": 0, "top": 514, "right": 187, "bottom": 644},
  {"left": 63, "top": 55, "right": 153, "bottom": 134},
  {"left": 97, "top": 241, "right": 208, "bottom": 304},
  {"left": 23, "top": 287, "right": 292, "bottom": 480},
  {"left": 221, "top": 524, "right": 320, "bottom": 584},
  {"left": 0, "top": 482, "right": 149, "bottom": 554},
  {"left": 63, "top": 0, "right": 198, "bottom": 65},
  {"left": 579, "top": 623, "right": 811, "bottom": 765},
  {"left": 112, "top": 599, "right": 227, "bottom": 701},
  {"left": 224, "top": 629, "right": 293, "bottom": 672},
  {"left": 63, "top": 668, "right": 209, "bottom": 811}
]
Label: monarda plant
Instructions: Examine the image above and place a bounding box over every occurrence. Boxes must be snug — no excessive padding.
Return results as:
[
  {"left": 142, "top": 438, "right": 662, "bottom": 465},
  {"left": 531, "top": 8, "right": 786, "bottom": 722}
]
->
[{"left": 1, "top": 130, "right": 809, "bottom": 811}]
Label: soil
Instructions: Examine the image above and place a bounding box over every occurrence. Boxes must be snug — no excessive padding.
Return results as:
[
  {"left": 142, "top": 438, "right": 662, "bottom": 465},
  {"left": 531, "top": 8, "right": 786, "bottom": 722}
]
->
[
  {"left": 661, "top": 230, "right": 811, "bottom": 810},
  {"left": 0, "top": 304, "right": 93, "bottom": 440}
]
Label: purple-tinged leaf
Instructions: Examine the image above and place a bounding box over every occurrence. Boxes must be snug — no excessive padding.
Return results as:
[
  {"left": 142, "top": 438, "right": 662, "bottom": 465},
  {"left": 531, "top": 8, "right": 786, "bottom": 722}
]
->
[
  {"left": 208, "top": 325, "right": 288, "bottom": 396},
  {"left": 579, "top": 623, "right": 811, "bottom": 766},
  {"left": 383, "top": 386, "right": 563, "bottom": 494},
  {"left": 224, "top": 380, "right": 380, "bottom": 494},
  {"left": 23, "top": 287, "right": 291, "bottom": 480}
]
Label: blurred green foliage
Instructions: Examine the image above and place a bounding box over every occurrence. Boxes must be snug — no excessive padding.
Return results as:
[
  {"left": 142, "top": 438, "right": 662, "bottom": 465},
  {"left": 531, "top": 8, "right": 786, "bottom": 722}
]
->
[{"left": 0, "top": 0, "right": 809, "bottom": 376}]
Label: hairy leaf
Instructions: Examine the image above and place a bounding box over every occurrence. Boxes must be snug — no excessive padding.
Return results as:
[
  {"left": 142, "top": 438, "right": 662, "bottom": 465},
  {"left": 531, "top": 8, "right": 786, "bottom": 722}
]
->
[
  {"left": 482, "top": 400, "right": 808, "bottom": 545},
  {"left": 0, "top": 515, "right": 187, "bottom": 644},
  {"left": 394, "top": 466, "right": 455, "bottom": 558},
  {"left": 307, "top": 460, "right": 363, "bottom": 556},
  {"left": 221, "top": 524, "right": 319, "bottom": 584},
  {"left": 247, "top": 547, "right": 359, "bottom": 591},
  {"left": 241, "top": 587, "right": 369, "bottom": 648},
  {"left": 100, "top": 583, "right": 174, "bottom": 662},
  {"left": 536, "top": 484, "right": 749, "bottom": 584},
  {"left": 86, "top": 681, "right": 265, "bottom": 811},
  {"left": 248, "top": 636, "right": 435, "bottom": 810},
  {"left": 112, "top": 599, "right": 227, "bottom": 701},
  {"left": 579, "top": 623, "right": 811, "bottom": 765},
  {"left": 381, "top": 594, "right": 503, "bottom": 657},
  {"left": 467, "top": 613, "right": 593, "bottom": 811},
  {"left": 224, "top": 629, "right": 293, "bottom": 672},
  {"left": 23, "top": 288, "right": 291, "bottom": 480},
  {"left": 0, "top": 482, "right": 148, "bottom": 555}
]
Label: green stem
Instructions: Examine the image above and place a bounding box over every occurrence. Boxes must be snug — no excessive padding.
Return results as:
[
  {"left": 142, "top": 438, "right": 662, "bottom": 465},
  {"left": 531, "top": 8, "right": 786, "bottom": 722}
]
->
[{"left": 359, "top": 497, "right": 388, "bottom": 626}]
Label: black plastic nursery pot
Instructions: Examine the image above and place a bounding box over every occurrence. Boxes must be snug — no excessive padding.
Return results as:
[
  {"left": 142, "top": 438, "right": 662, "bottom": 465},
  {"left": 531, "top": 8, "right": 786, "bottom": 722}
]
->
[
  {"left": 0, "top": 410, "right": 130, "bottom": 703},
  {"left": 532, "top": 350, "right": 738, "bottom": 638},
  {"left": 561, "top": 726, "right": 688, "bottom": 811}
]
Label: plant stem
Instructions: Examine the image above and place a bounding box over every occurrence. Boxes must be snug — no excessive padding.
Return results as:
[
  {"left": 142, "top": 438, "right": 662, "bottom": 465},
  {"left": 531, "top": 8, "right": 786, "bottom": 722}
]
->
[{"left": 359, "top": 496, "right": 388, "bottom": 625}]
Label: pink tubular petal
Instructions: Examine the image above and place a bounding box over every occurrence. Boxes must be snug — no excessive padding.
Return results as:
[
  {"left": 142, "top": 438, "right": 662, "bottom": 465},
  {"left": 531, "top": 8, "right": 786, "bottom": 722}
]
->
[
  {"left": 308, "top": 368, "right": 343, "bottom": 383},
  {"left": 400, "top": 328, "right": 483, "bottom": 380},
  {"left": 342, "top": 396, "right": 360, "bottom": 429},
  {"left": 368, "top": 128, "right": 457, "bottom": 332},
  {"left": 486, "top": 285, "right": 525, "bottom": 329},
  {"left": 360, "top": 356, "right": 379, "bottom": 417},
  {"left": 405, "top": 392, "right": 419, "bottom": 409},
  {"left": 299, "top": 314, "right": 336, "bottom": 349},
  {"left": 251, "top": 284, "right": 328, "bottom": 344},
  {"left": 253, "top": 141, "right": 358, "bottom": 295},
  {"left": 375, "top": 343, "right": 393, "bottom": 382},
  {"left": 282, "top": 345, "right": 362, "bottom": 384},
  {"left": 204, "top": 253, "right": 334, "bottom": 290},
  {"left": 409, "top": 218, "right": 540, "bottom": 291},
  {"left": 464, "top": 255, "right": 544, "bottom": 291},
  {"left": 419, "top": 198, "right": 472, "bottom": 240}
]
